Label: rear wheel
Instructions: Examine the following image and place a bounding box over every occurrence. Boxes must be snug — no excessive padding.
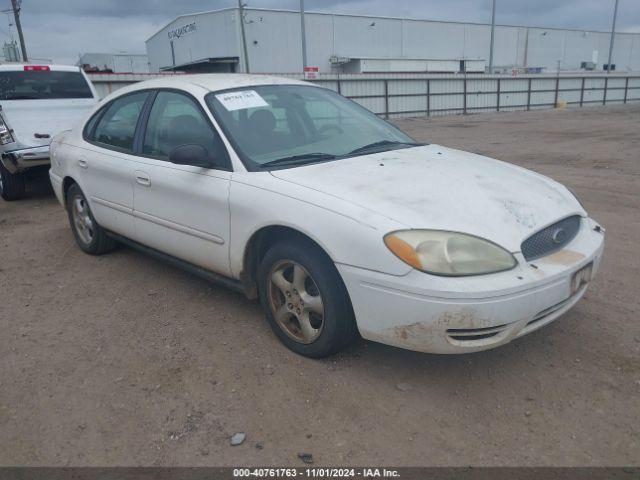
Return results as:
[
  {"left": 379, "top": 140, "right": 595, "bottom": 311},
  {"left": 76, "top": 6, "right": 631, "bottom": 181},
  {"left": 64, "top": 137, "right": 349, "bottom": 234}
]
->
[
  {"left": 258, "top": 239, "right": 357, "bottom": 358},
  {"left": 66, "top": 183, "right": 117, "bottom": 255},
  {"left": 0, "top": 162, "right": 26, "bottom": 201}
]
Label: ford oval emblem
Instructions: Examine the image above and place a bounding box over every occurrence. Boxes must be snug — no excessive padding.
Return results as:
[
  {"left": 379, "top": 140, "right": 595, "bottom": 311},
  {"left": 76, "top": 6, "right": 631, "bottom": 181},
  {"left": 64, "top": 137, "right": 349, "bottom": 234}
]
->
[{"left": 552, "top": 228, "right": 567, "bottom": 244}]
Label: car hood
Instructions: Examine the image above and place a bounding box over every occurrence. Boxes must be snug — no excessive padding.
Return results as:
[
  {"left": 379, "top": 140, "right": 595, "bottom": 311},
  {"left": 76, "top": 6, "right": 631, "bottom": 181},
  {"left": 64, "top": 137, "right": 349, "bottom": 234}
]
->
[
  {"left": 270, "top": 145, "right": 584, "bottom": 252},
  {"left": 0, "top": 98, "right": 96, "bottom": 149}
]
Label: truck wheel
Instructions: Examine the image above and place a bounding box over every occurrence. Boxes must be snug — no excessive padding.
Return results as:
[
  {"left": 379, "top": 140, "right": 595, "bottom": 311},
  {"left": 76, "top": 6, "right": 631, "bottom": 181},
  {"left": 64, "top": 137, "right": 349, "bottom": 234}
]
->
[
  {"left": 66, "top": 183, "right": 117, "bottom": 255},
  {"left": 258, "top": 238, "right": 358, "bottom": 358},
  {"left": 0, "top": 162, "right": 26, "bottom": 201}
]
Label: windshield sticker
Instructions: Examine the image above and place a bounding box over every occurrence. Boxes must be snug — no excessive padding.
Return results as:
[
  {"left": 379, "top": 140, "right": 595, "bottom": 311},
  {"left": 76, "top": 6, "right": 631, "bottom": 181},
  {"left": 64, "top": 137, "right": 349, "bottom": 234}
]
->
[{"left": 215, "top": 90, "right": 269, "bottom": 111}]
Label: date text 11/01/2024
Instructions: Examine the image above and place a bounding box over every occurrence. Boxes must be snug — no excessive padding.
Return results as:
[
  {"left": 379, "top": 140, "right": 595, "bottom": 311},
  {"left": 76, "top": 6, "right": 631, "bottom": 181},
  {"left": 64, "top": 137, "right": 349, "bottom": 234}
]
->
[{"left": 233, "top": 468, "right": 400, "bottom": 478}]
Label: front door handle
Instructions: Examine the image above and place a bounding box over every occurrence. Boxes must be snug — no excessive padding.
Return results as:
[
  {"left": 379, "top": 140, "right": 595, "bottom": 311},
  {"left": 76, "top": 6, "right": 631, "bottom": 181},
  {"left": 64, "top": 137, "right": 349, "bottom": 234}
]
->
[
  {"left": 78, "top": 159, "right": 88, "bottom": 169},
  {"left": 134, "top": 171, "right": 151, "bottom": 187}
]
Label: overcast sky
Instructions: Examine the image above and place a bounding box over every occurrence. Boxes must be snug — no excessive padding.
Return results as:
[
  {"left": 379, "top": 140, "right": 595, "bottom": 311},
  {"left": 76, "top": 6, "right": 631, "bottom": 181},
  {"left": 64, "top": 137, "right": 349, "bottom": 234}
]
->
[{"left": 3, "top": 0, "right": 639, "bottom": 64}]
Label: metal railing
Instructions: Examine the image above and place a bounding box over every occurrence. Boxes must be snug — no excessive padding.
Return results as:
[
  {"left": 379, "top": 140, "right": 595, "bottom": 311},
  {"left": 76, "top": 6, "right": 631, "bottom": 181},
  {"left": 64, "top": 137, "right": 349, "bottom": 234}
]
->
[
  {"left": 88, "top": 72, "right": 640, "bottom": 119},
  {"left": 307, "top": 73, "right": 640, "bottom": 118}
]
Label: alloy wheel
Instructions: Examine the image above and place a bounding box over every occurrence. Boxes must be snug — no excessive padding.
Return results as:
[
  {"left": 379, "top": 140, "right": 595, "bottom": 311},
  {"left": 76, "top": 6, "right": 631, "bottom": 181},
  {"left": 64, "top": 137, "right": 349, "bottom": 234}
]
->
[
  {"left": 71, "top": 195, "right": 94, "bottom": 245},
  {"left": 267, "top": 260, "right": 325, "bottom": 344}
]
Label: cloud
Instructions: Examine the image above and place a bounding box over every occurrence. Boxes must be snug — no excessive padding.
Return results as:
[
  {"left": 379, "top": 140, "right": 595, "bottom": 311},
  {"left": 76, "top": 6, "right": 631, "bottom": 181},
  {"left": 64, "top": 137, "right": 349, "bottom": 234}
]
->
[{"left": 4, "top": 0, "right": 639, "bottom": 64}]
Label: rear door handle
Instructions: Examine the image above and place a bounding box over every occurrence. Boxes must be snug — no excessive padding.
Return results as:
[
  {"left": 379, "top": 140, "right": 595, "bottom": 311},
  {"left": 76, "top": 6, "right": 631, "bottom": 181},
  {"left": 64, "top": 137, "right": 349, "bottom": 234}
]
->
[
  {"left": 134, "top": 171, "right": 151, "bottom": 187},
  {"left": 78, "top": 159, "right": 88, "bottom": 169}
]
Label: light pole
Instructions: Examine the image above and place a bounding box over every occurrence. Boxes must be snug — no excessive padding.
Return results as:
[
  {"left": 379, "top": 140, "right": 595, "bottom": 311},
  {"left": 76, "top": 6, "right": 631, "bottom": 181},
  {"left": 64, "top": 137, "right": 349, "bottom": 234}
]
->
[
  {"left": 300, "top": 0, "right": 308, "bottom": 70},
  {"left": 606, "top": 0, "right": 619, "bottom": 73},
  {"left": 488, "top": 0, "right": 496, "bottom": 73},
  {"left": 238, "top": 0, "right": 250, "bottom": 73},
  {"left": 10, "top": 0, "right": 27, "bottom": 62}
]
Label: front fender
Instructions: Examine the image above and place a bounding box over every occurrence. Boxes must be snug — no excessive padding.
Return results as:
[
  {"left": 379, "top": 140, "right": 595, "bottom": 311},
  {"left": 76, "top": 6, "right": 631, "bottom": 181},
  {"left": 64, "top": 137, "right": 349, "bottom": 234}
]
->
[{"left": 228, "top": 173, "right": 412, "bottom": 278}]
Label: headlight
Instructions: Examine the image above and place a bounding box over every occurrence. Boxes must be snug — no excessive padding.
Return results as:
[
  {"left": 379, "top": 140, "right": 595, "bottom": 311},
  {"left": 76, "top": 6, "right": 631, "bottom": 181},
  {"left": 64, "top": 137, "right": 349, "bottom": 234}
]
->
[
  {"left": 0, "top": 114, "right": 14, "bottom": 145},
  {"left": 384, "top": 230, "right": 517, "bottom": 276}
]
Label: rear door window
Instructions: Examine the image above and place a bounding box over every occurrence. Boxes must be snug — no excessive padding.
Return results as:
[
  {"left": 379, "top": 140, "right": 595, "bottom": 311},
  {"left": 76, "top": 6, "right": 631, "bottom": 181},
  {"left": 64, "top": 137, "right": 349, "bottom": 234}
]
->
[{"left": 91, "top": 92, "right": 148, "bottom": 153}]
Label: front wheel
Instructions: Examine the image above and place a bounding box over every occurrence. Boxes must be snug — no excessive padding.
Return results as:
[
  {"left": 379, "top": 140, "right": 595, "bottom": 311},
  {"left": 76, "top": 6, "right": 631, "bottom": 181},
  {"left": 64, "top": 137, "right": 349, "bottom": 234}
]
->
[
  {"left": 258, "top": 239, "right": 357, "bottom": 358},
  {"left": 0, "top": 162, "right": 26, "bottom": 201}
]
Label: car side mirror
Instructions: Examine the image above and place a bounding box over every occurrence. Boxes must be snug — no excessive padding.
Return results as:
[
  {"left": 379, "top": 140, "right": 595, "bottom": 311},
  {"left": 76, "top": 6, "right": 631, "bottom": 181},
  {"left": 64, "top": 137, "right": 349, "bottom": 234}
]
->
[{"left": 168, "top": 144, "right": 213, "bottom": 168}]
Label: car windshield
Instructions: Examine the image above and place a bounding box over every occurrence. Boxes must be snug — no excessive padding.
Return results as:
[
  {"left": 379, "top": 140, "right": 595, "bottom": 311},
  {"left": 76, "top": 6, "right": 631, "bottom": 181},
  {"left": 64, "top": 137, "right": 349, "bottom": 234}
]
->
[
  {"left": 0, "top": 70, "right": 93, "bottom": 100},
  {"left": 206, "top": 85, "right": 422, "bottom": 170}
]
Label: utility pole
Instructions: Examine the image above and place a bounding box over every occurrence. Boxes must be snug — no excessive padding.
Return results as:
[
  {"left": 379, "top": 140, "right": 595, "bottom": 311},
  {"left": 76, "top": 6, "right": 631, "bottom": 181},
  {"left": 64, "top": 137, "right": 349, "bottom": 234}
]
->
[
  {"left": 238, "top": 0, "right": 250, "bottom": 73},
  {"left": 10, "top": 0, "right": 27, "bottom": 62},
  {"left": 300, "top": 0, "right": 308, "bottom": 70},
  {"left": 488, "top": 0, "right": 496, "bottom": 73},
  {"left": 606, "top": 0, "right": 619, "bottom": 74}
]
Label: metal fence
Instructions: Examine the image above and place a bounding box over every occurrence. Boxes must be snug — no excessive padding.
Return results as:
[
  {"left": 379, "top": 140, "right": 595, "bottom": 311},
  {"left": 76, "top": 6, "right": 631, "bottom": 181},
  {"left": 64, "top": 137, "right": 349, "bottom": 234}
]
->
[
  {"left": 307, "top": 73, "right": 640, "bottom": 118},
  {"left": 89, "top": 72, "right": 640, "bottom": 119}
]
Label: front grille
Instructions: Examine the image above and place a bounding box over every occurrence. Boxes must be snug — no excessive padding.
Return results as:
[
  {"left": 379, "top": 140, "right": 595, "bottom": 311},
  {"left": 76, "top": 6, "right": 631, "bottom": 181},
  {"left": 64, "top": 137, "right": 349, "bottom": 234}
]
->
[{"left": 521, "top": 215, "right": 581, "bottom": 261}]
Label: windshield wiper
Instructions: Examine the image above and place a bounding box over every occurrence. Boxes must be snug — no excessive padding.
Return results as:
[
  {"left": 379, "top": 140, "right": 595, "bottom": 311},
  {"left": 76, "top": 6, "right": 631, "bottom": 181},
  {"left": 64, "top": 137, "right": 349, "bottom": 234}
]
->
[
  {"left": 349, "top": 140, "right": 424, "bottom": 155},
  {"left": 260, "top": 152, "right": 338, "bottom": 168}
]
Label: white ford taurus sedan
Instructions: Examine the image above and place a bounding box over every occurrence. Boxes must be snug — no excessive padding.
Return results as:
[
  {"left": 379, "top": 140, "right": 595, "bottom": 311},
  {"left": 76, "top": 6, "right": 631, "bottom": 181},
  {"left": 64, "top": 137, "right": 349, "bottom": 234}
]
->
[{"left": 49, "top": 74, "right": 605, "bottom": 358}]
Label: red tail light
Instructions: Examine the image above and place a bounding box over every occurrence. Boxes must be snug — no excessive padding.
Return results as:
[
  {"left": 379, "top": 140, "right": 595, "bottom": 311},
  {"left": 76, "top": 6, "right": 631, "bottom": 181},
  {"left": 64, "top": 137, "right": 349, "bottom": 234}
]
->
[{"left": 24, "top": 65, "right": 50, "bottom": 72}]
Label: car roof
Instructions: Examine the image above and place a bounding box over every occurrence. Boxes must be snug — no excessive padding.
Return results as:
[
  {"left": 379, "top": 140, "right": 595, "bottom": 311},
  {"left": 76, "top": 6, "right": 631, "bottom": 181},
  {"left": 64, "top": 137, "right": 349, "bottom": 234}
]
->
[
  {"left": 0, "top": 63, "right": 82, "bottom": 72},
  {"left": 117, "top": 73, "right": 313, "bottom": 95}
]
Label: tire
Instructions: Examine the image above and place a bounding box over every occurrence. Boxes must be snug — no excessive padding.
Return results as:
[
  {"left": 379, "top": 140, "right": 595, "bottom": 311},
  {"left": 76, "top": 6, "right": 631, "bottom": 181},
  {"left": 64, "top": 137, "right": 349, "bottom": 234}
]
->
[
  {"left": 66, "top": 183, "right": 117, "bottom": 255},
  {"left": 258, "top": 238, "right": 357, "bottom": 358},
  {"left": 0, "top": 162, "right": 26, "bottom": 201}
]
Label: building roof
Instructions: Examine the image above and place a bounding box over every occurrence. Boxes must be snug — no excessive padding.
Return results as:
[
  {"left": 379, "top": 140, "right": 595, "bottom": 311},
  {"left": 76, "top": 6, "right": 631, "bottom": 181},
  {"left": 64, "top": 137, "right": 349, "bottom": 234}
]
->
[{"left": 146, "top": 6, "right": 640, "bottom": 44}]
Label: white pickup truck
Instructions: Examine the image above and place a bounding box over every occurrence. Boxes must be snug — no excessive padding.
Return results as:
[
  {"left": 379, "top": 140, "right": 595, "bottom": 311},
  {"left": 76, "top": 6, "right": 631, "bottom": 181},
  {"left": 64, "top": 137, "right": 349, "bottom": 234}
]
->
[{"left": 0, "top": 64, "right": 98, "bottom": 200}]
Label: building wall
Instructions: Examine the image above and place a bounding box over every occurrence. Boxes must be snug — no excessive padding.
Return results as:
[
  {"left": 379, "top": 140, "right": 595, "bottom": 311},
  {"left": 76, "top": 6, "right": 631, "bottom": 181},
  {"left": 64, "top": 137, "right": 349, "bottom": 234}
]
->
[
  {"left": 146, "top": 10, "right": 241, "bottom": 71},
  {"left": 145, "top": 8, "right": 640, "bottom": 74}
]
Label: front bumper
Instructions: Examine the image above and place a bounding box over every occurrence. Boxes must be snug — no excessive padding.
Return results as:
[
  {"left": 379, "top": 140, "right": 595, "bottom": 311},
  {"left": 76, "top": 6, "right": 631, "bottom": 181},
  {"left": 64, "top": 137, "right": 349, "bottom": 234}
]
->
[
  {"left": 1, "top": 146, "right": 50, "bottom": 173},
  {"left": 338, "top": 217, "right": 605, "bottom": 354}
]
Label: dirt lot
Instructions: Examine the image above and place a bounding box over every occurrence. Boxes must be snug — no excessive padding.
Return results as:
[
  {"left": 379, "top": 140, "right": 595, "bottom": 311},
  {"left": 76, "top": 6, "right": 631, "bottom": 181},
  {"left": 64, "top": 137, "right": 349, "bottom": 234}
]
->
[{"left": 1, "top": 105, "right": 639, "bottom": 467}]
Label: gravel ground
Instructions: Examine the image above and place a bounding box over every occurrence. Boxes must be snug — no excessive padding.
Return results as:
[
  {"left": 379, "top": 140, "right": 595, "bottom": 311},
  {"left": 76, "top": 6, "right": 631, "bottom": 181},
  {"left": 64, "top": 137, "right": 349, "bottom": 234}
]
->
[{"left": 0, "top": 105, "right": 638, "bottom": 467}]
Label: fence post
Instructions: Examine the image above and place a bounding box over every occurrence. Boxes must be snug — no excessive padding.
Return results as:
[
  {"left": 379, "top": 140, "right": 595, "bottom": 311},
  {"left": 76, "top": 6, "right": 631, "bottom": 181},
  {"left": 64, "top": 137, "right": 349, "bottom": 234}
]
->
[
  {"left": 496, "top": 78, "right": 501, "bottom": 112},
  {"left": 580, "top": 77, "right": 585, "bottom": 107},
  {"left": 603, "top": 77, "right": 608, "bottom": 105},
  {"left": 337, "top": 78, "right": 341, "bottom": 95},
  {"left": 526, "top": 78, "right": 532, "bottom": 111},
  {"left": 426, "top": 79, "right": 431, "bottom": 117},
  {"left": 554, "top": 76, "right": 560, "bottom": 107},
  {"left": 384, "top": 80, "right": 389, "bottom": 119},
  {"left": 463, "top": 76, "right": 467, "bottom": 114},
  {"left": 624, "top": 77, "right": 629, "bottom": 104}
]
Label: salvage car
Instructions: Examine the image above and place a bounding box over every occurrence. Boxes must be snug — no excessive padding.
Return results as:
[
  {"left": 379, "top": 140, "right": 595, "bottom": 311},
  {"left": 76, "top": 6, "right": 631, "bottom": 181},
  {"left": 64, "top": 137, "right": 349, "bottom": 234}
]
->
[
  {"left": 0, "top": 64, "right": 98, "bottom": 200},
  {"left": 49, "top": 75, "right": 605, "bottom": 357}
]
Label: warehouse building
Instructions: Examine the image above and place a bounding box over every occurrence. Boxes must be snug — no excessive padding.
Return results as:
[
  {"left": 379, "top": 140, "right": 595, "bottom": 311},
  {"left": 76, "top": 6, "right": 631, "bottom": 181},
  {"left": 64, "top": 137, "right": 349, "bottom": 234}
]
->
[
  {"left": 145, "top": 7, "right": 640, "bottom": 75},
  {"left": 77, "top": 53, "right": 150, "bottom": 73}
]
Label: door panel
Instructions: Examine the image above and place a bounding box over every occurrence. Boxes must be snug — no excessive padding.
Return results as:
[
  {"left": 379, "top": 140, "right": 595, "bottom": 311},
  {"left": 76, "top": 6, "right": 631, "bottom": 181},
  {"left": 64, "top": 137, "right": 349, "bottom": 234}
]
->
[
  {"left": 130, "top": 89, "right": 232, "bottom": 276},
  {"left": 77, "top": 147, "right": 136, "bottom": 235},
  {"left": 131, "top": 160, "right": 231, "bottom": 275},
  {"left": 78, "top": 91, "right": 150, "bottom": 237}
]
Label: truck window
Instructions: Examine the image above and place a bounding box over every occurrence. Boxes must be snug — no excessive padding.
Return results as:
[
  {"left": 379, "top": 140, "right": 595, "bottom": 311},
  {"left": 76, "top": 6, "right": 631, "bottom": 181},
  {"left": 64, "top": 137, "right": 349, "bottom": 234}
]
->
[{"left": 0, "top": 71, "right": 93, "bottom": 100}]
